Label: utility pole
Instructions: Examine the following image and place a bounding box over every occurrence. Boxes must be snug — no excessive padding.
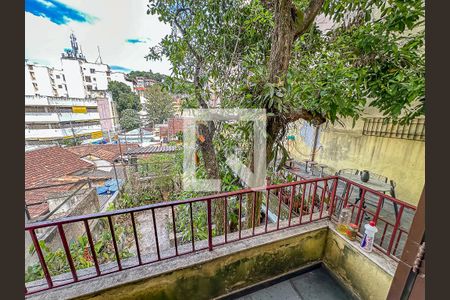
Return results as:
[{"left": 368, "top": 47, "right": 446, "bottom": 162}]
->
[{"left": 69, "top": 121, "right": 78, "bottom": 145}]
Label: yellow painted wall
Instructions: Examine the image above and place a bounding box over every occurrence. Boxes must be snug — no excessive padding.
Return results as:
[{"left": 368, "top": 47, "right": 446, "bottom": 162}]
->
[
  {"left": 289, "top": 118, "right": 424, "bottom": 205},
  {"left": 324, "top": 229, "right": 394, "bottom": 300},
  {"left": 76, "top": 228, "right": 328, "bottom": 300}
]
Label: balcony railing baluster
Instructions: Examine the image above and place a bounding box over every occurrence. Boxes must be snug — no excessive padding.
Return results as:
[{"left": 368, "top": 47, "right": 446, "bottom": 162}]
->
[
  {"left": 130, "top": 212, "right": 142, "bottom": 265},
  {"left": 57, "top": 224, "right": 78, "bottom": 282},
  {"left": 189, "top": 202, "right": 195, "bottom": 252},
  {"left": 107, "top": 216, "right": 122, "bottom": 271},
  {"left": 84, "top": 220, "right": 101, "bottom": 276},
  {"left": 29, "top": 229, "right": 53, "bottom": 289},
  {"left": 151, "top": 209, "right": 161, "bottom": 260}
]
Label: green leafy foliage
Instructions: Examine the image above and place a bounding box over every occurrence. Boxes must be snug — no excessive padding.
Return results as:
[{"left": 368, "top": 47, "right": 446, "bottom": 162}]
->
[
  {"left": 119, "top": 109, "right": 141, "bottom": 131},
  {"left": 108, "top": 81, "right": 141, "bottom": 115},
  {"left": 147, "top": 0, "right": 424, "bottom": 172},
  {"left": 25, "top": 223, "right": 132, "bottom": 283},
  {"left": 143, "top": 84, "right": 175, "bottom": 124},
  {"left": 319, "top": 0, "right": 425, "bottom": 123}
]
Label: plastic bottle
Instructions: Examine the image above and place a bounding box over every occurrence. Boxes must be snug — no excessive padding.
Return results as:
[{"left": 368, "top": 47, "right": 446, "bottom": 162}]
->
[
  {"left": 337, "top": 206, "right": 351, "bottom": 234},
  {"left": 360, "top": 221, "right": 378, "bottom": 252}
]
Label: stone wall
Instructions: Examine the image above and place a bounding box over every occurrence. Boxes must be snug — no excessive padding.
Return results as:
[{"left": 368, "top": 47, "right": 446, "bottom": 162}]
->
[{"left": 25, "top": 188, "right": 100, "bottom": 268}]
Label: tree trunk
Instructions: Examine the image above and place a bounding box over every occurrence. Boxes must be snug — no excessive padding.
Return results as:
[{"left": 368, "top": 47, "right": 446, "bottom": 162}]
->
[
  {"left": 197, "top": 122, "right": 225, "bottom": 234},
  {"left": 268, "top": 0, "right": 296, "bottom": 83},
  {"left": 245, "top": 145, "right": 263, "bottom": 229},
  {"left": 266, "top": 0, "right": 326, "bottom": 167}
]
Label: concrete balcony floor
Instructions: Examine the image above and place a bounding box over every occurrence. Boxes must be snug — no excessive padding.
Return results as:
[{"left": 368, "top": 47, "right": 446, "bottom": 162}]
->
[{"left": 233, "top": 266, "right": 358, "bottom": 300}]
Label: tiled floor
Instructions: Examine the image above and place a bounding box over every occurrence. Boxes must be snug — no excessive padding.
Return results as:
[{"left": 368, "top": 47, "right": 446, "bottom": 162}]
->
[{"left": 234, "top": 267, "right": 358, "bottom": 300}]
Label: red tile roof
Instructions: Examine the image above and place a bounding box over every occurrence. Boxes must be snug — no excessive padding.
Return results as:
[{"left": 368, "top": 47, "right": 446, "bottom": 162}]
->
[
  {"left": 25, "top": 146, "right": 93, "bottom": 189},
  {"left": 25, "top": 146, "right": 94, "bottom": 219},
  {"left": 67, "top": 144, "right": 140, "bottom": 162}
]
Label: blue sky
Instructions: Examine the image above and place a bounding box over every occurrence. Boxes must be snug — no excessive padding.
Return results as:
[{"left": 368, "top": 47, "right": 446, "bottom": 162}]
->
[
  {"left": 25, "top": 0, "right": 172, "bottom": 74},
  {"left": 25, "top": 0, "right": 97, "bottom": 25},
  {"left": 110, "top": 65, "right": 132, "bottom": 72},
  {"left": 126, "top": 39, "right": 146, "bottom": 44}
]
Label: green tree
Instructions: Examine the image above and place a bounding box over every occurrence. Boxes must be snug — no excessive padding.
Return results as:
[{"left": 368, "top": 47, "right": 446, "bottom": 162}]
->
[
  {"left": 108, "top": 81, "right": 141, "bottom": 115},
  {"left": 146, "top": 0, "right": 424, "bottom": 228},
  {"left": 143, "top": 84, "right": 174, "bottom": 124},
  {"left": 119, "top": 109, "right": 141, "bottom": 131}
]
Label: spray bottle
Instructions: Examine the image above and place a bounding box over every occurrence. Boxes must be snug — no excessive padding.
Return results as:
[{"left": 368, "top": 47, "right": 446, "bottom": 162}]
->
[{"left": 360, "top": 220, "right": 378, "bottom": 252}]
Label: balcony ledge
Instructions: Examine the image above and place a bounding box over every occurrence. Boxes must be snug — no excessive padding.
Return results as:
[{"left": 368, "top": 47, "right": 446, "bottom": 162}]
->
[{"left": 26, "top": 219, "right": 397, "bottom": 300}]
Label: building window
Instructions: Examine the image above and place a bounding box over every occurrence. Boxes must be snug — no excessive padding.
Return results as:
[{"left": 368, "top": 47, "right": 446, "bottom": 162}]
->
[
  {"left": 32, "top": 83, "right": 38, "bottom": 91},
  {"left": 62, "top": 74, "right": 66, "bottom": 81},
  {"left": 90, "top": 68, "right": 95, "bottom": 74},
  {"left": 30, "top": 72, "right": 36, "bottom": 80},
  {"left": 58, "top": 85, "right": 63, "bottom": 88},
  {"left": 56, "top": 75, "right": 60, "bottom": 79},
  {"left": 86, "top": 85, "right": 92, "bottom": 91},
  {"left": 362, "top": 117, "right": 425, "bottom": 141},
  {"left": 85, "top": 76, "right": 92, "bottom": 82},
  {"left": 93, "top": 77, "right": 96, "bottom": 81},
  {"left": 28, "top": 65, "right": 33, "bottom": 70}
]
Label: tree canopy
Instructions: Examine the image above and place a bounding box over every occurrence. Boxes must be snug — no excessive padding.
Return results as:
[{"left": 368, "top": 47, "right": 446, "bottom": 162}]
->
[
  {"left": 147, "top": 0, "right": 424, "bottom": 165},
  {"left": 127, "top": 70, "right": 168, "bottom": 83},
  {"left": 119, "top": 109, "right": 141, "bottom": 131},
  {"left": 143, "top": 84, "right": 175, "bottom": 124},
  {"left": 108, "top": 81, "right": 141, "bottom": 116},
  {"left": 145, "top": 0, "right": 424, "bottom": 230}
]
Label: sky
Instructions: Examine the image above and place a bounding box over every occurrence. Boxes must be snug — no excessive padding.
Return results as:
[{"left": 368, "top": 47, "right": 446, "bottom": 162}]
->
[{"left": 25, "top": 0, "right": 172, "bottom": 75}]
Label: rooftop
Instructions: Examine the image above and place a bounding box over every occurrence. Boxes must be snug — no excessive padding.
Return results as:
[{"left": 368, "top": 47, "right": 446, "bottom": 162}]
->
[
  {"left": 25, "top": 146, "right": 93, "bottom": 189},
  {"left": 67, "top": 143, "right": 140, "bottom": 163},
  {"left": 125, "top": 145, "right": 178, "bottom": 156}
]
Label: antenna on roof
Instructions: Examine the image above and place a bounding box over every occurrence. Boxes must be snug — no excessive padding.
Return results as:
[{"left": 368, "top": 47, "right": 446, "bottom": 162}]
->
[{"left": 95, "top": 46, "right": 103, "bottom": 64}]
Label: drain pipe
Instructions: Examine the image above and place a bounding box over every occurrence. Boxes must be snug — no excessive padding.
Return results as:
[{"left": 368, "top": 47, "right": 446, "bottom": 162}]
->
[{"left": 311, "top": 125, "right": 320, "bottom": 162}]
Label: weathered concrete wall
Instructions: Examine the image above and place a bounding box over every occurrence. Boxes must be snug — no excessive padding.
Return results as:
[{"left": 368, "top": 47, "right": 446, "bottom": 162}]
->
[
  {"left": 25, "top": 188, "right": 100, "bottom": 269},
  {"left": 323, "top": 229, "right": 393, "bottom": 300},
  {"left": 77, "top": 228, "right": 328, "bottom": 300},
  {"left": 290, "top": 118, "right": 424, "bottom": 205}
]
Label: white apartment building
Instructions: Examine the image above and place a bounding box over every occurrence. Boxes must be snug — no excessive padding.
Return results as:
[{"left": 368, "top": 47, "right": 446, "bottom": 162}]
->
[
  {"left": 25, "top": 95, "right": 101, "bottom": 144},
  {"left": 110, "top": 72, "right": 134, "bottom": 90},
  {"left": 25, "top": 34, "right": 127, "bottom": 146}
]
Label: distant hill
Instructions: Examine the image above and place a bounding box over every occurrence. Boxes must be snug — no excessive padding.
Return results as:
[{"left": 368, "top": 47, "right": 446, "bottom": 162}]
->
[{"left": 127, "top": 70, "right": 168, "bottom": 83}]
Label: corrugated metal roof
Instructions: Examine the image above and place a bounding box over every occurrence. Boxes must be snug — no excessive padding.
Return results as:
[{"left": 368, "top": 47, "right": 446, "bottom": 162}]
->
[{"left": 125, "top": 145, "right": 178, "bottom": 155}]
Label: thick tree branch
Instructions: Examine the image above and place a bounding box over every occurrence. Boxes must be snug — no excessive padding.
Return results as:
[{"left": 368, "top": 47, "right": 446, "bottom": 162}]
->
[
  {"left": 284, "top": 109, "right": 326, "bottom": 126},
  {"left": 295, "top": 0, "right": 325, "bottom": 38},
  {"left": 174, "top": 8, "right": 203, "bottom": 63}
]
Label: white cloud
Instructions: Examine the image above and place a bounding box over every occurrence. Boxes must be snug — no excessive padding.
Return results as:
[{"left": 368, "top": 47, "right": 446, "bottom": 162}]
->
[
  {"left": 25, "top": 0, "right": 173, "bottom": 75},
  {"left": 35, "top": 0, "right": 56, "bottom": 8}
]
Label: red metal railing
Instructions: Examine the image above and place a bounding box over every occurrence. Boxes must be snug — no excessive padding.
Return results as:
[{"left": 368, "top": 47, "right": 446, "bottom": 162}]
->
[
  {"left": 24, "top": 176, "right": 415, "bottom": 296},
  {"left": 329, "top": 177, "right": 416, "bottom": 259}
]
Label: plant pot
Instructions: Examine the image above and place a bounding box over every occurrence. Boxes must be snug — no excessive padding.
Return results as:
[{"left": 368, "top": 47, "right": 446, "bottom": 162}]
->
[{"left": 360, "top": 170, "right": 370, "bottom": 182}]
